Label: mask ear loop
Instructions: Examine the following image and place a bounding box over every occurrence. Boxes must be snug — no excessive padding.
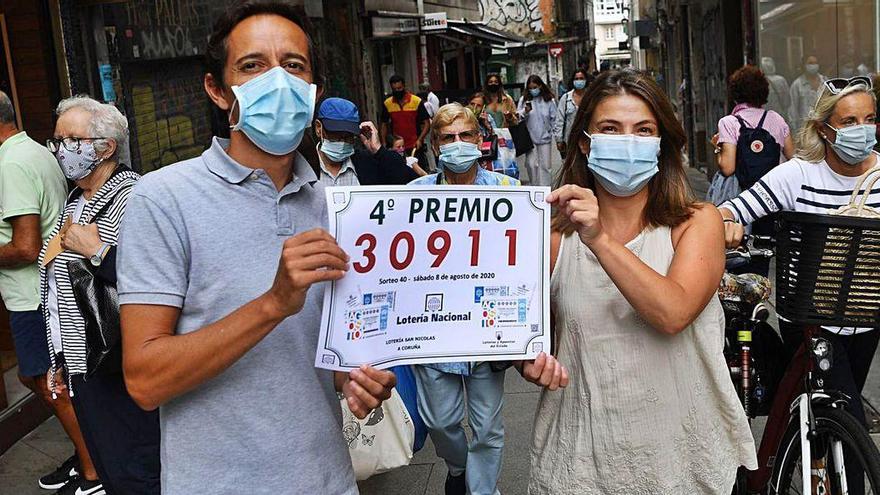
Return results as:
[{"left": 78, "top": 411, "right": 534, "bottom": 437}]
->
[{"left": 228, "top": 91, "right": 241, "bottom": 130}]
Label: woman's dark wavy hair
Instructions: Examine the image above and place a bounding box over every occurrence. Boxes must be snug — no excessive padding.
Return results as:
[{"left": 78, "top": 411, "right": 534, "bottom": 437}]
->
[
  {"left": 553, "top": 68, "right": 697, "bottom": 234},
  {"left": 204, "top": 0, "right": 323, "bottom": 88},
  {"left": 523, "top": 75, "right": 555, "bottom": 102}
]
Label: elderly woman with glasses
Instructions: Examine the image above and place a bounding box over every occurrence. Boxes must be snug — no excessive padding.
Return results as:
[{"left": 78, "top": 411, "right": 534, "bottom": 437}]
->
[
  {"left": 409, "top": 103, "right": 567, "bottom": 495},
  {"left": 39, "top": 95, "right": 160, "bottom": 494},
  {"left": 721, "top": 77, "right": 879, "bottom": 492}
]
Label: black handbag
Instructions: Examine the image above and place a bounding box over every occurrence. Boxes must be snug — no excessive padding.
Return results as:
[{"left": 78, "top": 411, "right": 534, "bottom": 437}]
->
[
  {"left": 68, "top": 259, "right": 121, "bottom": 378},
  {"left": 65, "top": 195, "right": 122, "bottom": 378},
  {"left": 509, "top": 121, "right": 534, "bottom": 157}
]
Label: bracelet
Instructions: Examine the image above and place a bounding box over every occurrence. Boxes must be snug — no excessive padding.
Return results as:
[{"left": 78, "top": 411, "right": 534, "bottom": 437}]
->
[{"left": 723, "top": 218, "right": 739, "bottom": 224}]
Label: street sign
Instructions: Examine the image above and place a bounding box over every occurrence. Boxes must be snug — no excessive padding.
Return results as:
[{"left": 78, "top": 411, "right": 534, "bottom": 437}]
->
[
  {"left": 422, "top": 12, "right": 447, "bottom": 32},
  {"left": 549, "top": 43, "right": 564, "bottom": 58},
  {"left": 371, "top": 16, "right": 420, "bottom": 38}
]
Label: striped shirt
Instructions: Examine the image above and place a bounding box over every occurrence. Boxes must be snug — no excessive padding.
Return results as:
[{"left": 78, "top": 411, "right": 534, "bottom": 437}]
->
[
  {"left": 38, "top": 167, "right": 140, "bottom": 378},
  {"left": 720, "top": 156, "right": 880, "bottom": 224},
  {"left": 720, "top": 156, "right": 880, "bottom": 335}
]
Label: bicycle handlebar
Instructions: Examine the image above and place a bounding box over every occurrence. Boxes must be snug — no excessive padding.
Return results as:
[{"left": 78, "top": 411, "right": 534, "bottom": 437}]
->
[{"left": 725, "top": 235, "right": 775, "bottom": 265}]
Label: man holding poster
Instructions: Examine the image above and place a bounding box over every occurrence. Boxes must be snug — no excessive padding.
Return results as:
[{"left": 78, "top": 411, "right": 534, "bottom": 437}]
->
[{"left": 317, "top": 104, "right": 568, "bottom": 495}]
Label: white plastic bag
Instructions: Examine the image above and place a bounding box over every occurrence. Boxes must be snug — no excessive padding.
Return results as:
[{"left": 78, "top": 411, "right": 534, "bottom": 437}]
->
[{"left": 340, "top": 388, "right": 415, "bottom": 480}]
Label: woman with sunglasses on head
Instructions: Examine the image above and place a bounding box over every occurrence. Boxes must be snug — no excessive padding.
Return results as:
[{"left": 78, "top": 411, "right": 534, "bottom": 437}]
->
[
  {"left": 526, "top": 68, "right": 756, "bottom": 494},
  {"left": 409, "top": 103, "right": 567, "bottom": 495},
  {"left": 721, "top": 77, "right": 880, "bottom": 453}
]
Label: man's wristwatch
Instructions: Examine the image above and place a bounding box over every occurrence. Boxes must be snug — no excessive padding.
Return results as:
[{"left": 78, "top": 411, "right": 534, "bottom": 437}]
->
[{"left": 90, "top": 243, "right": 111, "bottom": 267}]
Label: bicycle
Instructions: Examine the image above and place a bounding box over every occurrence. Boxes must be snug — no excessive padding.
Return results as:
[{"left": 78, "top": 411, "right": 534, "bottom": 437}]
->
[{"left": 720, "top": 228, "right": 880, "bottom": 494}]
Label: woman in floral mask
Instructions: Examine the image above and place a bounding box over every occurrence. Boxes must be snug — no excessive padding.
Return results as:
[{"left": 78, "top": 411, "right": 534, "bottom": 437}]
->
[
  {"left": 527, "top": 69, "right": 756, "bottom": 494},
  {"left": 39, "top": 95, "right": 159, "bottom": 494}
]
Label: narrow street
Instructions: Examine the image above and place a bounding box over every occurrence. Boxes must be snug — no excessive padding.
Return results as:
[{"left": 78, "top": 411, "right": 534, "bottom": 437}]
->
[{"left": 3, "top": 159, "right": 879, "bottom": 495}]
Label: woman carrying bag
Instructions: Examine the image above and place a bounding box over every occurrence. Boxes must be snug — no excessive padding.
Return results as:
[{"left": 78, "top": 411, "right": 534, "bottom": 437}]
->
[
  {"left": 517, "top": 75, "right": 557, "bottom": 186},
  {"left": 39, "top": 95, "right": 159, "bottom": 495},
  {"left": 721, "top": 76, "right": 880, "bottom": 441}
]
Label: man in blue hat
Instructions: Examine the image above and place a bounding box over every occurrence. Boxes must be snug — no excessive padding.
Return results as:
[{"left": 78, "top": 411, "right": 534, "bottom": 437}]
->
[{"left": 315, "top": 97, "right": 422, "bottom": 186}]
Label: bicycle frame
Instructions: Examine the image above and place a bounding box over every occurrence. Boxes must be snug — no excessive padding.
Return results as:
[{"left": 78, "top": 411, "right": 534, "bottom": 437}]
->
[{"left": 748, "top": 326, "right": 853, "bottom": 494}]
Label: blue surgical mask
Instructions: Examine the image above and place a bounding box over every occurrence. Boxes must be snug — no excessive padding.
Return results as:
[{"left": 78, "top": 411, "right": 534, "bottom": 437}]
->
[
  {"left": 585, "top": 133, "right": 661, "bottom": 197},
  {"left": 230, "top": 66, "right": 317, "bottom": 156},
  {"left": 438, "top": 141, "right": 482, "bottom": 174},
  {"left": 321, "top": 139, "right": 355, "bottom": 162},
  {"left": 825, "top": 123, "right": 878, "bottom": 165},
  {"left": 529, "top": 88, "right": 541, "bottom": 97},
  {"left": 573, "top": 80, "right": 587, "bottom": 90}
]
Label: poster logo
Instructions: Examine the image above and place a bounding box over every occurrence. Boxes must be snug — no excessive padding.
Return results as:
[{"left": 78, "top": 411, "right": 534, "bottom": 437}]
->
[{"left": 425, "top": 294, "right": 444, "bottom": 312}]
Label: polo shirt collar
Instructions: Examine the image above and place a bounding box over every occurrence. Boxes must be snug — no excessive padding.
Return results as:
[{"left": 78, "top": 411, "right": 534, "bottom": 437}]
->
[
  {"left": 204, "top": 137, "right": 318, "bottom": 188},
  {"left": 0, "top": 131, "right": 27, "bottom": 153}
]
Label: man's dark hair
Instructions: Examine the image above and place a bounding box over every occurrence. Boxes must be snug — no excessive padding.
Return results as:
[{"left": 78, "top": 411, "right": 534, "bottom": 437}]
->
[
  {"left": 389, "top": 75, "right": 405, "bottom": 86},
  {"left": 205, "top": 0, "right": 323, "bottom": 88},
  {"left": 728, "top": 65, "right": 769, "bottom": 107}
]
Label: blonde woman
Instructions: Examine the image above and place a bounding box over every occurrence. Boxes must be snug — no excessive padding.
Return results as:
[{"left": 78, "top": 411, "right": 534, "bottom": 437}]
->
[
  {"left": 721, "top": 77, "right": 880, "bottom": 455},
  {"left": 410, "top": 103, "right": 566, "bottom": 495}
]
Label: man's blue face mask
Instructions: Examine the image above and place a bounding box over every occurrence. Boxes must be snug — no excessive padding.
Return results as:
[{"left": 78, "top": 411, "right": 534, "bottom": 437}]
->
[{"left": 229, "top": 66, "right": 317, "bottom": 156}]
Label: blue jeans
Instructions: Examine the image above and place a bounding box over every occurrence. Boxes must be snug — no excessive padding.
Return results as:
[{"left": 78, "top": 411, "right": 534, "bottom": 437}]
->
[{"left": 413, "top": 363, "right": 505, "bottom": 495}]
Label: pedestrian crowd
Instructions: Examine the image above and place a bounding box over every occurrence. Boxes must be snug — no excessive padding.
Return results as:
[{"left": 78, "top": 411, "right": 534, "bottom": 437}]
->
[{"left": 0, "top": 1, "right": 878, "bottom": 494}]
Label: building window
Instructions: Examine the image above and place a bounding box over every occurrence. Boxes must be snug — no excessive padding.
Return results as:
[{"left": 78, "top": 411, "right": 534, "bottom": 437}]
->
[{"left": 605, "top": 26, "right": 616, "bottom": 40}]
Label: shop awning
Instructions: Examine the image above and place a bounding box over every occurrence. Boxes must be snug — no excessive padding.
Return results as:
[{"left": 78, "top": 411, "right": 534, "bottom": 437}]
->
[{"left": 444, "top": 20, "right": 533, "bottom": 50}]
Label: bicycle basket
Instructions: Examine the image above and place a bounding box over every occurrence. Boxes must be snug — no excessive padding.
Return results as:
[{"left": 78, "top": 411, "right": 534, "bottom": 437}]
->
[{"left": 774, "top": 211, "right": 880, "bottom": 327}]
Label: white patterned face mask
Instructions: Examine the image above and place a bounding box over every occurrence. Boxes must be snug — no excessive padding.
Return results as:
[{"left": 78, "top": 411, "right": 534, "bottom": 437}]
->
[{"left": 55, "top": 140, "right": 105, "bottom": 180}]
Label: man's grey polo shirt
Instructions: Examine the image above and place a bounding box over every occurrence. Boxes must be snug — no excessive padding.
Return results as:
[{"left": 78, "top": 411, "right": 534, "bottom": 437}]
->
[{"left": 117, "top": 138, "right": 357, "bottom": 494}]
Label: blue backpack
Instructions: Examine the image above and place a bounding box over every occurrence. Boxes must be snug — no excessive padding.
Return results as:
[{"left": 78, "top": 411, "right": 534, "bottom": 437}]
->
[{"left": 733, "top": 111, "right": 781, "bottom": 190}]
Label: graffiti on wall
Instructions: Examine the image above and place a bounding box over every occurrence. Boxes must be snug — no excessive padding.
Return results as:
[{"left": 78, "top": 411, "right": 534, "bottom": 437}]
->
[
  {"left": 125, "top": 0, "right": 200, "bottom": 28},
  {"left": 139, "top": 26, "right": 196, "bottom": 59},
  {"left": 478, "top": 0, "right": 554, "bottom": 37}
]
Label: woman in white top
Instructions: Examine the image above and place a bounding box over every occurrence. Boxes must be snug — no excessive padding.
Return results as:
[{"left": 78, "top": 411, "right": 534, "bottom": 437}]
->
[
  {"left": 721, "top": 76, "right": 880, "bottom": 435},
  {"left": 553, "top": 69, "right": 592, "bottom": 159},
  {"left": 528, "top": 68, "right": 756, "bottom": 494},
  {"left": 517, "top": 75, "right": 557, "bottom": 186}
]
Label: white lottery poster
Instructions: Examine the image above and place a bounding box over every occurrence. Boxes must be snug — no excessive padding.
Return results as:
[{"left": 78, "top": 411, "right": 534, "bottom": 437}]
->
[{"left": 315, "top": 185, "right": 551, "bottom": 371}]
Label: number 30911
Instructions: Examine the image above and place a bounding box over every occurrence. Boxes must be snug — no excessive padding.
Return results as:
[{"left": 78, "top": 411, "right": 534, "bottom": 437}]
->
[{"left": 352, "top": 229, "right": 517, "bottom": 274}]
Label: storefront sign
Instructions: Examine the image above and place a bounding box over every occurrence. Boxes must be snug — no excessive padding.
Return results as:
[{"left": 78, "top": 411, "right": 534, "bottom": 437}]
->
[
  {"left": 316, "top": 186, "right": 551, "bottom": 371},
  {"left": 421, "top": 12, "right": 447, "bottom": 32},
  {"left": 371, "top": 16, "right": 420, "bottom": 38}
]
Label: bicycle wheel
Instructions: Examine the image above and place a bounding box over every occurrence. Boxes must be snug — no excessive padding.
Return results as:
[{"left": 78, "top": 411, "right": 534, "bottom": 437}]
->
[{"left": 770, "top": 406, "right": 880, "bottom": 494}]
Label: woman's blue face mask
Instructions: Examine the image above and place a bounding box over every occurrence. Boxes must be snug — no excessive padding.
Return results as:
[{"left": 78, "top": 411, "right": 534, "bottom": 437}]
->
[
  {"left": 825, "top": 122, "right": 877, "bottom": 165},
  {"left": 584, "top": 132, "right": 661, "bottom": 197}
]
